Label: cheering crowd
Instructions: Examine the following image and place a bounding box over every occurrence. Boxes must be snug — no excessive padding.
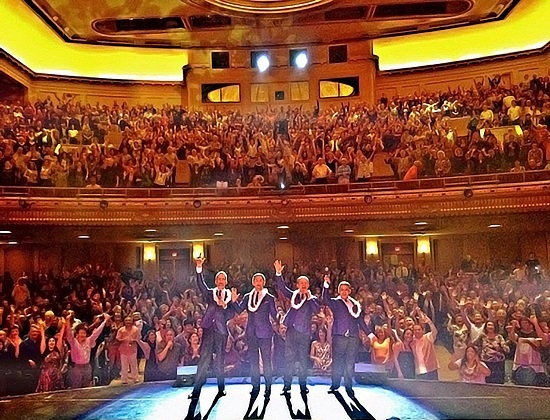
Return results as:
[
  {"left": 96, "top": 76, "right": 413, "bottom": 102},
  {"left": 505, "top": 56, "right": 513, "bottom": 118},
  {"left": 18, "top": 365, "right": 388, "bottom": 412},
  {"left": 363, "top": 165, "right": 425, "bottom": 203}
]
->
[
  {"left": 0, "top": 251, "right": 549, "bottom": 397},
  {"left": 0, "top": 72, "right": 549, "bottom": 189}
]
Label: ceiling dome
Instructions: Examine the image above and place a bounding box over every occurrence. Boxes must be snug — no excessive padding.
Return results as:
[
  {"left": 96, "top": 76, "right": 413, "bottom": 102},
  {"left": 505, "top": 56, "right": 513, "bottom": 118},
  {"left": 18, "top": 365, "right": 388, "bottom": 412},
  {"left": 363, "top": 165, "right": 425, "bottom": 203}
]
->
[{"left": 186, "top": 0, "right": 336, "bottom": 16}]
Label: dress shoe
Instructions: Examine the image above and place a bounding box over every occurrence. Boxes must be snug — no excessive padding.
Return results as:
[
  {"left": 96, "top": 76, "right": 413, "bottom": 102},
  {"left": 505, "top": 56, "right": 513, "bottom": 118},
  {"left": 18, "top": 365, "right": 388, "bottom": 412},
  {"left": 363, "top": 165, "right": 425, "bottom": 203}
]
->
[
  {"left": 327, "top": 387, "right": 339, "bottom": 394},
  {"left": 280, "top": 385, "right": 291, "bottom": 395},
  {"left": 250, "top": 387, "right": 260, "bottom": 396},
  {"left": 188, "top": 392, "right": 199, "bottom": 400},
  {"left": 300, "top": 387, "right": 309, "bottom": 395},
  {"left": 217, "top": 389, "right": 227, "bottom": 397}
]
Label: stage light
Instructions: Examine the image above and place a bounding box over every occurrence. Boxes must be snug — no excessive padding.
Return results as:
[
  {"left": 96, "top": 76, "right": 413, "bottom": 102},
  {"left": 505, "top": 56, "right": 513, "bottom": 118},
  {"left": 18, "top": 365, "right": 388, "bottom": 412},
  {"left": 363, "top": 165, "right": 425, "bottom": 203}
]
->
[
  {"left": 463, "top": 188, "right": 474, "bottom": 198},
  {"left": 78, "top": 235, "right": 90, "bottom": 239},
  {"left": 193, "top": 199, "right": 202, "bottom": 209},
  {"left": 256, "top": 54, "right": 270, "bottom": 73},
  {"left": 0, "top": 230, "right": 12, "bottom": 234},
  {"left": 295, "top": 51, "right": 308, "bottom": 69},
  {"left": 8, "top": 241, "right": 18, "bottom": 245},
  {"left": 279, "top": 237, "right": 288, "bottom": 240},
  {"left": 344, "top": 229, "right": 354, "bottom": 233},
  {"left": 145, "top": 229, "right": 157, "bottom": 233},
  {"left": 414, "top": 221, "right": 428, "bottom": 226},
  {"left": 214, "top": 232, "right": 224, "bottom": 236},
  {"left": 277, "top": 225, "right": 289, "bottom": 229},
  {"left": 489, "top": 224, "right": 502, "bottom": 228},
  {"left": 99, "top": 199, "right": 108, "bottom": 210},
  {"left": 364, "top": 195, "right": 373, "bottom": 204}
]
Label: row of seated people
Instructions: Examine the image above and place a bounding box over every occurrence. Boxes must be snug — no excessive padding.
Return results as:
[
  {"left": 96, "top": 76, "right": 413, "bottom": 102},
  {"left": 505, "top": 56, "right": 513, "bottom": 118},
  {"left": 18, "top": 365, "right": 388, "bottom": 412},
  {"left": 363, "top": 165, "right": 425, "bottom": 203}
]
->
[
  {"left": 0, "top": 74, "right": 549, "bottom": 189},
  {"left": 0, "top": 253, "right": 549, "bottom": 396}
]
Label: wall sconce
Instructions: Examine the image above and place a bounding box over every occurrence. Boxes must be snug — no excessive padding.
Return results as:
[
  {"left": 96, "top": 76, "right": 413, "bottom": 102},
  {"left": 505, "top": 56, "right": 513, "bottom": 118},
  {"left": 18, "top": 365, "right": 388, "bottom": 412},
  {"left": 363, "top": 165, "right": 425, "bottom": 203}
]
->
[
  {"left": 417, "top": 237, "right": 431, "bottom": 255},
  {"left": 366, "top": 238, "right": 379, "bottom": 259},
  {"left": 143, "top": 244, "right": 156, "bottom": 262},
  {"left": 192, "top": 242, "right": 204, "bottom": 260}
]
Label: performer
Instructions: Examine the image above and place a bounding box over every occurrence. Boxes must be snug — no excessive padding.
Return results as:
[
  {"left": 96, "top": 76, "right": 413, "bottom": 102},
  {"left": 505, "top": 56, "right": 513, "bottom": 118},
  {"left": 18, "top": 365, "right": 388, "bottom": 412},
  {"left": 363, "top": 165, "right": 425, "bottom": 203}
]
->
[
  {"left": 274, "top": 260, "right": 320, "bottom": 395},
  {"left": 189, "top": 257, "right": 236, "bottom": 399},
  {"left": 322, "top": 275, "right": 371, "bottom": 398},
  {"left": 233, "top": 272, "right": 278, "bottom": 397}
]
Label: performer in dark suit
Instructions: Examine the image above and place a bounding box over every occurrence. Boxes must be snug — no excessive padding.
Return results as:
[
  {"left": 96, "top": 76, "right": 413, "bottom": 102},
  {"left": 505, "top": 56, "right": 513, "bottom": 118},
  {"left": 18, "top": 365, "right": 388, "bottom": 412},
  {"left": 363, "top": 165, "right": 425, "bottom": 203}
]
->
[
  {"left": 322, "top": 275, "right": 371, "bottom": 398},
  {"left": 274, "top": 260, "right": 320, "bottom": 395},
  {"left": 233, "top": 272, "right": 278, "bottom": 397},
  {"left": 189, "top": 257, "right": 236, "bottom": 399}
]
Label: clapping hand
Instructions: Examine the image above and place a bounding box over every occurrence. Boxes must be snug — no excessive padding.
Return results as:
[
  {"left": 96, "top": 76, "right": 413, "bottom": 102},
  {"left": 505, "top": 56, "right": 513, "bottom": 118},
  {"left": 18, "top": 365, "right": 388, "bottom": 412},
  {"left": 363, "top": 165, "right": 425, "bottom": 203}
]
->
[{"left": 324, "top": 275, "right": 330, "bottom": 285}]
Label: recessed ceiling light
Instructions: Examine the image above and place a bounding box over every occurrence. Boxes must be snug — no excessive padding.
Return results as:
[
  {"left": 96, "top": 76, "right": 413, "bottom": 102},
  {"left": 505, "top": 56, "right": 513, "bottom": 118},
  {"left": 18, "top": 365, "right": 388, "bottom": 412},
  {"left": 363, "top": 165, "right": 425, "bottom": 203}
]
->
[
  {"left": 214, "top": 232, "right": 224, "bottom": 236},
  {"left": 488, "top": 224, "right": 502, "bottom": 228},
  {"left": 277, "top": 225, "right": 290, "bottom": 229},
  {"left": 414, "top": 221, "right": 428, "bottom": 226},
  {"left": 145, "top": 229, "right": 157, "bottom": 233},
  {"left": 78, "top": 235, "right": 90, "bottom": 239},
  {"left": 0, "top": 230, "right": 12, "bottom": 234},
  {"left": 8, "top": 241, "right": 18, "bottom": 245},
  {"left": 344, "top": 229, "right": 354, "bottom": 233},
  {"left": 279, "top": 237, "right": 288, "bottom": 240}
]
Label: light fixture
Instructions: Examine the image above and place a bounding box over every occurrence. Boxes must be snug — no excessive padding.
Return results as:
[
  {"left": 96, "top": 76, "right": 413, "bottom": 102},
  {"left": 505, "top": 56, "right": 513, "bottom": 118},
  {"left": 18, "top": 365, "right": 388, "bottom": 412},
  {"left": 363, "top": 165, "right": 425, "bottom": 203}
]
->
[
  {"left": 171, "top": 251, "right": 178, "bottom": 258},
  {"left": 463, "top": 188, "right": 474, "bottom": 198},
  {"left": 295, "top": 51, "right": 308, "bottom": 69},
  {"left": 145, "top": 229, "right": 157, "bottom": 233},
  {"left": 214, "top": 232, "right": 224, "bottom": 236},
  {"left": 414, "top": 221, "right": 428, "bottom": 226},
  {"left": 366, "top": 239, "right": 378, "bottom": 258},
  {"left": 279, "top": 237, "right": 288, "bottom": 240},
  {"left": 489, "top": 224, "right": 502, "bottom": 228},
  {"left": 144, "top": 243, "right": 156, "bottom": 261},
  {"left": 417, "top": 238, "right": 431, "bottom": 254},
  {"left": 8, "top": 241, "right": 18, "bottom": 245},
  {"left": 0, "top": 230, "right": 12, "bottom": 234},
  {"left": 277, "top": 225, "right": 290, "bottom": 229},
  {"left": 193, "top": 199, "right": 202, "bottom": 209},
  {"left": 344, "top": 229, "right": 354, "bottom": 233},
  {"left": 78, "top": 235, "right": 90, "bottom": 239},
  {"left": 364, "top": 195, "right": 373, "bottom": 204},
  {"left": 256, "top": 54, "right": 270, "bottom": 73},
  {"left": 99, "top": 200, "right": 108, "bottom": 210}
]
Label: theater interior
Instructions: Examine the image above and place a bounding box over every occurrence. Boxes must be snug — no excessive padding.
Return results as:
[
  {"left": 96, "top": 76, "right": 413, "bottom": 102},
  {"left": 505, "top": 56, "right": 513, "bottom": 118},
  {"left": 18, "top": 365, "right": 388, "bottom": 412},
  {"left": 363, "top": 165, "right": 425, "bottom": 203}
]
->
[{"left": 0, "top": 1, "right": 550, "bottom": 419}]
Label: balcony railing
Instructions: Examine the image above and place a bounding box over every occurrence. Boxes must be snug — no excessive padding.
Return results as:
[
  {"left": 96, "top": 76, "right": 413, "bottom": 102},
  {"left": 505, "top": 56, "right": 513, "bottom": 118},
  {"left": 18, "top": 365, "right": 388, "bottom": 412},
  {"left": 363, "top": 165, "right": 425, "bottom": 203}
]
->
[{"left": 1, "top": 170, "right": 550, "bottom": 200}]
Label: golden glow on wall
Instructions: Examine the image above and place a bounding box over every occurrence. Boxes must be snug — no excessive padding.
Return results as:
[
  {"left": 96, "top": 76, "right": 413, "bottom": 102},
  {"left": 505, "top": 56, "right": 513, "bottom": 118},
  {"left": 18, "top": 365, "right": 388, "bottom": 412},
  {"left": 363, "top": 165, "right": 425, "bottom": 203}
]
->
[
  {"left": 0, "top": 0, "right": 186, "bottom": 81},
  {"left": 366, "top": 239, "right": 379, "bottom": 258},
  {"left": 417, "top": 238, "right": 431, "bottom": 255},
  {"left": 192, "top": 242, "right": 205, "bottom": 260},
  {"left": 143, "top": 244, "right": 157, "bottom": 261},
  {"left": 206, "top": 85, "right": 241, "bottom": 103},
  {"left": 0, "top": 0, "right": 548, "bottom": 80},
  {"left": 374, "top": 0, "right": 550, "bottom": 71}
]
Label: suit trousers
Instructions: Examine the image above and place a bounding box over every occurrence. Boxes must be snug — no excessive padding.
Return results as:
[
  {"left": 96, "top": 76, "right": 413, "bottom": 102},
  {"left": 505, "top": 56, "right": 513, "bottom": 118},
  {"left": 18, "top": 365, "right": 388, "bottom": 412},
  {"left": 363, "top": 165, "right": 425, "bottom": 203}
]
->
[
  {"left": 284, "top": 327, "right": 310, "bottom": 389},
  {"left": 248, "top": 334, "right": 273, "bottom": 389},
  {"left": 192, "top": 327, "right": 226, "bottom": 395},
  {"left": 120, "top": 352, "right": 138, "bottom": 383},
  {"left": 69, "top": 363, "right": 92, "bottom": 389},
  {"left": 331, "top": 335, "right": 358, "bottom": 390}
]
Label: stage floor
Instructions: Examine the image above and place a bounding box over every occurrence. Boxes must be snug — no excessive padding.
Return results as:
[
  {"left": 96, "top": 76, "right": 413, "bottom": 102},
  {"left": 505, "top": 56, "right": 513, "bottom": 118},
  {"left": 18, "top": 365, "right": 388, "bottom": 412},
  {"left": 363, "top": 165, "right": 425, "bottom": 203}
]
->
[
  {"left": 2, "top": 377, "right": 550, "bottom": 420},
  {"left": 0, "top": 378, "right": 438, "bottom": 420}
]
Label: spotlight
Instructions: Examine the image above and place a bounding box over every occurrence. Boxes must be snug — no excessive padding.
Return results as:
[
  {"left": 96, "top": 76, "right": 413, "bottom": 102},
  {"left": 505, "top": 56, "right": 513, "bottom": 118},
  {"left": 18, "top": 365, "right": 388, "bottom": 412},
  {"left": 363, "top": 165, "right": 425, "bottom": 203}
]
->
[
  {"left": 0, "top": 230, "right": 12, "bottom": 234},
  {"left": 463, "top": 188, "right": 474, "bottom": 198},
  {"left": 8, "top": 241, "right": 18, "bottom": 245},
  {"left": 99, "top": 200, "right": 108, "bottom": 210},
  {"left": 193, "top": 199, "right": 202, "bottom": 209},
  {"left": 364, "top": 195, "right": 373, "bottom": 204},
  {"left": 256, "top": 54, "right": 270, "bottom": 73},
  {"left": 295, "top": 52, "right": 308, "bottom": 69},
  {"left": 78, "top": 235, "right": 90, "bottom": 239},
  {"left": 214, "top": 232, "right": 224, "bottom": 236}
]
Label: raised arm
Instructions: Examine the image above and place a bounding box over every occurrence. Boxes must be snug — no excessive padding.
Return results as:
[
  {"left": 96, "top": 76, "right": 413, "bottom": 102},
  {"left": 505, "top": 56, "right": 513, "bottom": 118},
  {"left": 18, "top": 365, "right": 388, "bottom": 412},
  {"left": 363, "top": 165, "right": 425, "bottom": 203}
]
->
[
  {"left": 418, "top": 308, "right": 438, "bottom": 340},
  {"left": 194, "top": 257, "right": 210, "bottom": 297},
  {"left": 274, "top": 259, "right": 293, "bottom": 299},
  {"left": 89, "top": 314, "right": 110, "bottom": 348},
  {"left": 321, "top": 275, "right": 336, "bottom": 310},
  {"left": 137, "top": 339, "right": 151, "bottom": 359}
]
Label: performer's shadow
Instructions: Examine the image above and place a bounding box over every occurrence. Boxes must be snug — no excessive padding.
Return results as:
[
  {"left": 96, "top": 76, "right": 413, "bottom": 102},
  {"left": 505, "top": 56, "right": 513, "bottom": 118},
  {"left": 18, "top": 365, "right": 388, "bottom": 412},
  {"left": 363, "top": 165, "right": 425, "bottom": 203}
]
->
[
  {"left": 243, "top": 390, "right": 272, "bottom": 419},
  {"left": 282, "top": 391, "right": 312, "bottom": 419},
  {"left": 184, "top": 391, "right": 225, "bottom": 420},
  {"left": 330, "top": 390, "right": 375, "bottom": 420}
]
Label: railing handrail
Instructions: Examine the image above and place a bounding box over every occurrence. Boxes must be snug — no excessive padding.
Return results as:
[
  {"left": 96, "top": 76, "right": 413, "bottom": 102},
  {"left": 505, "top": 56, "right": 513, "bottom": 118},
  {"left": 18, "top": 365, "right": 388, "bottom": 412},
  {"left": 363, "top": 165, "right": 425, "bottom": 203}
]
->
[{"left": 1, "top": 170, "right": 549, "bottom": 200}]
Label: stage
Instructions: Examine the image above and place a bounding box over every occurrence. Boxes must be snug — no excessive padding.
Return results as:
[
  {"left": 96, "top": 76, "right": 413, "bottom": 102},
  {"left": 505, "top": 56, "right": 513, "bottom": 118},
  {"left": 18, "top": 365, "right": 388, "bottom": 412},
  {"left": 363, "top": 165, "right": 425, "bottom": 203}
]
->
[{"left": 1, "top": 377, "right": 549, "bottom": 420}]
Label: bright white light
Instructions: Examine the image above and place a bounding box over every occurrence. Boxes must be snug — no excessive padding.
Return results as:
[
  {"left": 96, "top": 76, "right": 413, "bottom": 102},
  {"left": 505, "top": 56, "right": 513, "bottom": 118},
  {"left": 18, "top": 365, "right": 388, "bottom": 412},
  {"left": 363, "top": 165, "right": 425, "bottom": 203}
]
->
[
  {"left": 414, "top": 221, "right": 428, "bottom": 226},
  {"left": 214, "top": 232, "right": 224, "bottom": 236},
  {"left": 0, "top": 230, "right": 12, "bottom": 234},
  {"left": 8, "top": 241, "right": 18, "bottom": 245},
  {"left": 78, "top": 235, "right": 90, "bottom": 239},
  {"left": 295, "top": 51, "right": 308, "bottom": 69},
  {"left": 489, "top": 224, "right": 502, "bottom": 228},
  {"left": 256, "top": 54, "right": 270, "bottom": 72},
  {"left": 145, "top": 229, "right": 157, "bottom": 233}
]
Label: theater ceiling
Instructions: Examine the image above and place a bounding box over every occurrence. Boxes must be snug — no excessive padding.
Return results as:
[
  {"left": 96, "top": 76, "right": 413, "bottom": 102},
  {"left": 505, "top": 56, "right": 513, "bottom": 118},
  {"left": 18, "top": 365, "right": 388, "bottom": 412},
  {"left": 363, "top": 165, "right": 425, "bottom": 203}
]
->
[{"left": 24, "top": 0, "right": 520, "bottom": 48}]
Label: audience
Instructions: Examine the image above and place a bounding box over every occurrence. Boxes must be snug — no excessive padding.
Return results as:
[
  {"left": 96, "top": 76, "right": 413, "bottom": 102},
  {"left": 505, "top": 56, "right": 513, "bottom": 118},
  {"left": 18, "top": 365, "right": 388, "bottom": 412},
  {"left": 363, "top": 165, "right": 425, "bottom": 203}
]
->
[{"left": 0, "top": 73, "right": 549, "bottom": 190}]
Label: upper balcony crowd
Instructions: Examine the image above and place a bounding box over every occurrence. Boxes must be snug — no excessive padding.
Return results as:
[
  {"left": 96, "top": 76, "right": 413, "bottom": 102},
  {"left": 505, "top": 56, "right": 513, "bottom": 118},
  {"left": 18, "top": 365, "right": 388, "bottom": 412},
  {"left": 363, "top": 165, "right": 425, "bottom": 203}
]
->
[{"left": 0, "top": 73, "right": 549, "bottom": 189}]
